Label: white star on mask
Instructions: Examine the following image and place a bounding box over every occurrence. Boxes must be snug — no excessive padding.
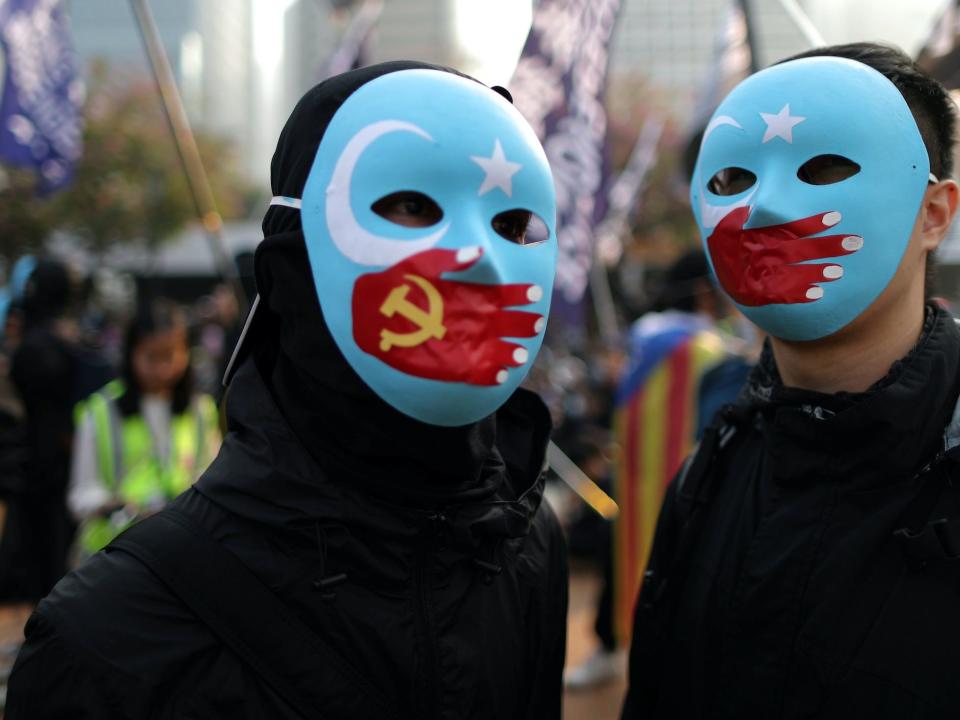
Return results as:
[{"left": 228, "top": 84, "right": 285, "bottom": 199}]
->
[
  {"left": 760, "top": 104, "right": 806, "bottom": 144},
  {"left": 471, "top": 139, "right": 523, "bottom": 197}
]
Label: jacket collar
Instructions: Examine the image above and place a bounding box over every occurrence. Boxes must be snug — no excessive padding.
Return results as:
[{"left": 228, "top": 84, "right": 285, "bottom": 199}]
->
[{"left": 741, "top": 305, "right": 960, "bottom": 487}]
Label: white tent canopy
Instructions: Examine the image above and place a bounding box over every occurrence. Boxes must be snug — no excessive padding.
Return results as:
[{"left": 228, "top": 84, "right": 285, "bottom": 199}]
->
[{"left": 49, "top": 220, "right": 263, "bottom": 277}]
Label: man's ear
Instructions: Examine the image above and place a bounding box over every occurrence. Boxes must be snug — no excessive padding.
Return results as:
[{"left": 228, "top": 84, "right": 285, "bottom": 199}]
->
[{"left": 921, "top": 179, "right": 960, "bottom": 252}]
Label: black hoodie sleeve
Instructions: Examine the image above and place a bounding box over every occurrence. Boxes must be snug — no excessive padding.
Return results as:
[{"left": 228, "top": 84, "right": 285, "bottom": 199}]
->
[
  {"left": 6, "top": 549, "right": 221, "bottom": 720},
  {"left": 6, "top": 610, "right": 120, "bottom": 720}
]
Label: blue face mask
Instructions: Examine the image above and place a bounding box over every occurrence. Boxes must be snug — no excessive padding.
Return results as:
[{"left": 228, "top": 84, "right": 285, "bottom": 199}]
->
[
  {"left": 287, "top": 69, "right": 557, "bottom": 427},
  {"left": 691, "top": 56, "right": 931, "bottom": 341}
]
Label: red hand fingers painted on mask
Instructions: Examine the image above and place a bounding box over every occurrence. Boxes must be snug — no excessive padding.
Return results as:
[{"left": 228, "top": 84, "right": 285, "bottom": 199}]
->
[
  {"left": 752, "top": 209, "right": 843, "bottom": 238},
  {"left": 766, "top": 234, "right": 861, "bottom": 265},
  {"left": 351, "top": 248, "right": 543, "bottom": 385},
  {"left": 464, "top": 342, "right": 530, "bottom": 386},
  {"left": 752, "top": 262, "right": 844, "bottom": 304},
  {"left": 488, "top": 310, "right": 544, "bottom": 338},
  {"left": 488, "top": 282, "right": 545, "bottom": 308},
  {"left": 707, "top": 207, "right": 861, "bottom": 306}
]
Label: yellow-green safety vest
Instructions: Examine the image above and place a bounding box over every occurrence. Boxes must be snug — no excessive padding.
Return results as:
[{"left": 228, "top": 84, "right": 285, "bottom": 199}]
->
[{"left": 77, "top": 383, "right": 220, "bottom": 554}]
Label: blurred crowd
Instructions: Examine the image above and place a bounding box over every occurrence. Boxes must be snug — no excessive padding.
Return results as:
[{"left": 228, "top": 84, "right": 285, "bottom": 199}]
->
[{"left": 0, "top": 255, "right": 240, "bottom": 604}]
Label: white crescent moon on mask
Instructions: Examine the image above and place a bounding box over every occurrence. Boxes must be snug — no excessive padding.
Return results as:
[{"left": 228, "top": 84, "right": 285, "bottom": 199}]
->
[
  {"left": 696, "top": 114, "right": 756, "bottom": 230},
  {"left": 702, "top": 115, "right": 742, "bottom": 143},
  {"left": 325, "top": 119, "right": 450, "bottom": 266},
  {"left": 698, "top": 186, "right": 758, "bottom": 230}
]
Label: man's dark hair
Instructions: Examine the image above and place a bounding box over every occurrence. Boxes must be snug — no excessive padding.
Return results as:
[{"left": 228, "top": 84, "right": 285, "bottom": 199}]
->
[{"left": 781, "top": 43, "right": 957, "bottom": 297}]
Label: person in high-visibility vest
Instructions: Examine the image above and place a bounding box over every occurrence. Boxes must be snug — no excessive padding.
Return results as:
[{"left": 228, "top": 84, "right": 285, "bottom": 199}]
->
[{"left": 68, "top": 299, "right": 220, "bottom": 556}]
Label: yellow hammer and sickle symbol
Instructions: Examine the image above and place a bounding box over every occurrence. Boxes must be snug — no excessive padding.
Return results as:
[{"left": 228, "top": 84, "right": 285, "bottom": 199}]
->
[{"left": 378, "top": 274, "right": 447, "bottom": 352}]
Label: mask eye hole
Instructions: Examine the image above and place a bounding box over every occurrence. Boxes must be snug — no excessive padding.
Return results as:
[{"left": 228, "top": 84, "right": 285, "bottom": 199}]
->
[
  {"left": 491, "top": 209, "right": 550, "bottom": 246},
  {"left": 371, "top": 191, "right": 444, "bottom": 228},
  {"left": 797, "top": 154, "right": 861, "bottom": 185},
  {"left": 707, "top": 167, "right": 757, "bottom": 196}
]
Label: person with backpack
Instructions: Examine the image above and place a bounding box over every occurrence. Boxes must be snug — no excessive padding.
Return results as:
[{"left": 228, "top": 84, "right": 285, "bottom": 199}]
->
[
  {"left": 621, "top": 43, "right": 960, "bottom": 717},
  {"left": 7, "top": 61, "right": 567, "bottom": 719}
]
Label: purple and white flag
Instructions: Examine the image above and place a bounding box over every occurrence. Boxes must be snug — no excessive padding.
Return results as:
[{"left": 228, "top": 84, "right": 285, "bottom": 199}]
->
[
  {"left": 595, "top": 114, "right": 665, "bottom": 267},
  {"left": 322, "top": 0, "right": 383, "bottom": 81},
  {"left": 509, "top": 0, "right": 622, "bottom": 321},
  {"left": 0, "top": 0, "right": 84, "bottom": 192}
]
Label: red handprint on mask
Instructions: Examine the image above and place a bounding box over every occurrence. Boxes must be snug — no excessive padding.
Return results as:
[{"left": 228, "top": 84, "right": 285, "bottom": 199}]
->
[
  {"left": 352, "top": 247, "right": 545, "bottom": 386},
  {"left": 707, "top": 206, "right": 863, "bottom": 306}
]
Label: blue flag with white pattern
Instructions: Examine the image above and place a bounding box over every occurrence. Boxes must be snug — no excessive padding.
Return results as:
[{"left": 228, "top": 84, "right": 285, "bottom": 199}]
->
[
  {"left": 509, "top": 0, "right": 622, "bottom": 330},
  {"left": 0, "top": 0, "right": 83, "bottom": 193}
]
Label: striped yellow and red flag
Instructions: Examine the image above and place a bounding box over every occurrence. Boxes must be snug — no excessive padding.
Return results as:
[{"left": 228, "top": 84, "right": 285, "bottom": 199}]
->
[{"left": 612, "top": 322, "right": 727, "bottom": 643}]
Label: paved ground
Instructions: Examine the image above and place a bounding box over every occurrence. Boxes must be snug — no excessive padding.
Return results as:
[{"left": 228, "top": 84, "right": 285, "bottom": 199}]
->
[
  {"left": 0, "top": 569, "right": 625, "bottom": 718},
  {"left": 563, "top": 567, "right": 628, "bottom": 720},
  {"left": 0, "top": 603, "right": 31, "bottom": 714}
]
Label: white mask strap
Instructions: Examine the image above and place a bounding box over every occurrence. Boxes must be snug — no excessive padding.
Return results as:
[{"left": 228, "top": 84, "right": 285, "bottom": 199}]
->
[
  {"left": 929, "top": 173, "right": 940, "bottom": 184},
  {"left": 269, "top": 196, "right": 302, "bottom": 209}
]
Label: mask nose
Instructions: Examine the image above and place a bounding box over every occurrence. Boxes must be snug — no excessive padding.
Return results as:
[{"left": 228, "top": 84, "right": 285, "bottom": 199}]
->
[
  {"left": 744, "top": 203, "right": 790, "bottom": 230},
  {"left": 454, "top": 214, "right": 507, "bottom": 284},
  {"left": 741, "top": 181, "right": 799, "bottom": 230}
]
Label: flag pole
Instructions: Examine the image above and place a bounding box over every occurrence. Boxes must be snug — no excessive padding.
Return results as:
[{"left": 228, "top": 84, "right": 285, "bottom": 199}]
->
[
  {"left": 776, "top": 0, "right": 826, "bottom": 48},
  {"left": 548, "top": 441, "right": 619, "bottom": 519},
  {"left": 323, "top": 0, "right": 384, "bottom": 79},
  {"left": 737, "top": 0, "right": 761, "bottom": 72},
  {"left": 589, "top": 114, "right": 665, "bottom": 345},
  {"left": 128, "top": 0, "right": 247, "bottom": 313},
  {"left": 589, "top": 255, "right": 621, "bottom": 346}
]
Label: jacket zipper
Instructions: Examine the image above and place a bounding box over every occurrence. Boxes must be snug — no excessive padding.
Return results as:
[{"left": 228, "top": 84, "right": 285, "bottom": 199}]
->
[{"left": 415, "top": 541, "right": 439, "bottom": 719}]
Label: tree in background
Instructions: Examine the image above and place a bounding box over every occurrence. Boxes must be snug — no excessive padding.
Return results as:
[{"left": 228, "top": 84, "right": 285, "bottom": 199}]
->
[
  {"left": 603, "top": 74, "right": 701, "bottom": 321},
  {"left": 0, "top": 168, "right": 58, "bottom": 262},
  {"left": 0, "top": 62, "right": 257, "bottom": 270}
]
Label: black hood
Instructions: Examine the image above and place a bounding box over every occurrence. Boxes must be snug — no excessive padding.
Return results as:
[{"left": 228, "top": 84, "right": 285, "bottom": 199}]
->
[
  {"left": 201, "top": 356, "right": 552, "bottom": 550},
  {"left": 227, "top": 62, "right": 534, "bottom": 502},
  {"left": 260, "top": 61, "right": 473, "bottom": 239}
]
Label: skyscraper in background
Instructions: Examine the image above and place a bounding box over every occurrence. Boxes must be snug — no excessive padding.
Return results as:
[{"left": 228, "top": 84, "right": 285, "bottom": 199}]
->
[
  {"left": 69, "top": 0, "right": 195, "bottom": 79},
  {"left": 68, "top": 0, "right": 261, "bottom": 178},
  {"left": 188, "top": 2, "right": 256, "bottom": 176},
  {"left": 65, "top": 0, "right": 952, "bottom": 192},
  {"left": 63, "top": 0, "right": 754, "bottom": 189},
  {"left": 282, "top": 0, "right": 337, "bottom": 115},
  {"left": 373, "top": 0, "right": 457, "bottom": 66},
  {"left": 606, "top": 0, "right": 946, "bottom": 120},
  {"left": 607, "top": 0, "right": 811, "bottom": 120}
]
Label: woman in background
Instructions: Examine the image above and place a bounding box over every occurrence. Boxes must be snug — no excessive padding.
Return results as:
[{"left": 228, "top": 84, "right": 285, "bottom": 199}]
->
[{"left": 68, "top": 298, "right": 220, "bottom": 556}]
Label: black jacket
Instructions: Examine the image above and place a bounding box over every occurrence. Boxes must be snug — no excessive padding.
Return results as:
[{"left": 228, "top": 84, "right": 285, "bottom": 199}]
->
[
  {"left": 6, "top": 359, "right": 568, "bottom": 719},
  {"left": 623, "top": 306, "right": 960, "bottom": 719}
]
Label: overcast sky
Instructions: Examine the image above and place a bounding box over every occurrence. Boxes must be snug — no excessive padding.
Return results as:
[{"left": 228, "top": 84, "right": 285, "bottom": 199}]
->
[{"left": 802, "top": 0, "right": 948, "bottom": 56}]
